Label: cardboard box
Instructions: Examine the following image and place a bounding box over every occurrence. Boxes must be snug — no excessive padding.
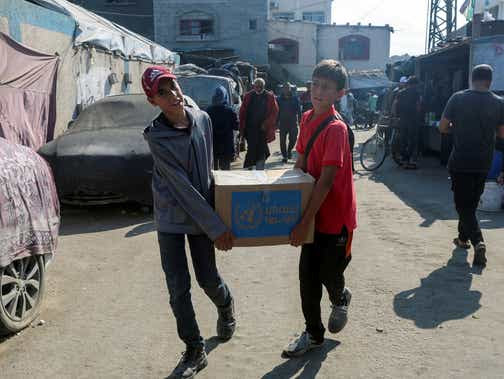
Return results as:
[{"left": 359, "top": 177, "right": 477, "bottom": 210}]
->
[{"left": 214, "top": 169, "right": 315, "bottom": 246}]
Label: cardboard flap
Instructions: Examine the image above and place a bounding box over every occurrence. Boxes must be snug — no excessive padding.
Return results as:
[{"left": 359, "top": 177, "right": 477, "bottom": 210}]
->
[{"left": 214, "top": 169, "right": 314, "bottom": 187}]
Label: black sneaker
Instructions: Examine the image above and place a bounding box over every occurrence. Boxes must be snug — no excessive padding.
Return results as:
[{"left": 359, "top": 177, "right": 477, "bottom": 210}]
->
[
  {"left": 217, "top": 298, "right": 236, "bottom": 341},
  {"left": 169, "top": 347, "right": 207, "bottom": 379},
  {"left": 473, "top": 243, "right": 487, "bottom": 267},
  {"left": 328, "top": 287, "right": 352, "bottom": 334}
]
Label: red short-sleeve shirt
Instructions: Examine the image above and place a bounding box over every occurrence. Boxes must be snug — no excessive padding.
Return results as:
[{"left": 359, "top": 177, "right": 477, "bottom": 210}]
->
[{"left": 296, "top": 106, "right": 357, "bottom": 234}]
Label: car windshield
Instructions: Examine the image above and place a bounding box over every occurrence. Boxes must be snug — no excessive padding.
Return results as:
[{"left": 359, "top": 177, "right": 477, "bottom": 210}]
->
[
  {"left": 71, "top": 95, "right": 159, "bottom": 131},
  {"left": 178, "top": 76, "right": 234, "bottom": 110}
]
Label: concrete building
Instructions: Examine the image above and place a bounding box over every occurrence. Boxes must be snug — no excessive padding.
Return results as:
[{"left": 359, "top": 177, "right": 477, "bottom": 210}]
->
[
  {"left": 268, "top": 20, "right": 393, "bottom": 83},
  {"left": 153, "top": 0, "right": 269, "bottom": 65},
  {"left": 269, "top": 0, "right": 333, "bottom": 24},
  {"left": 68, "top": 0, "right": 155, "bottom": 40},
  {"left": 0, "top": 0, "right": 177, "bottom": 138}
]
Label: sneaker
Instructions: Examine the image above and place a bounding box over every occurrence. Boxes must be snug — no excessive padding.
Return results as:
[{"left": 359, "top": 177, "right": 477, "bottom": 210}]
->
[
  {"left": 328, "top": 287, "right": 352, "bottom": 334},
  {"left": 473, "top": 243, "right": 487, "bottom": 267},
  {"left": 169, "top": 347, "right": 207, "bottom": 379},
  {"left": 217, "top": 298, "right": 236, "bottom": 341},
  {"left": 282, "top": 331, "right": 323, "bottom": 358}
]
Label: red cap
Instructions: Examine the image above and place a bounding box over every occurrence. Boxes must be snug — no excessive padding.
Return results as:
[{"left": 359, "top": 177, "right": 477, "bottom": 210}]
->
[{"left": 142, "top": 66, "right": 176, "bottom": 97}]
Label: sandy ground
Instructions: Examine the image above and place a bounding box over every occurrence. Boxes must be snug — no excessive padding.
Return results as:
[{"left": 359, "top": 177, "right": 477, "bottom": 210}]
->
[{"left": 1, "top": 130, "right": 504, "bottom": 379}]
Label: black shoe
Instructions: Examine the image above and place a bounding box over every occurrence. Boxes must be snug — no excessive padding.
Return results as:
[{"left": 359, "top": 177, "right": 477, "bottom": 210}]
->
[
  {"left": 282, "top": 157, "right": 288, "bottom": 163},
  {"left": 169, "top": 347, "right": 207, "bottom": 379},
  {"left": 217, "top": 298, "right": 236, "bottom": 341},
  {"left": 473, "top": 243, "right": 487, "bottom": 267},
  {"left": 287, "top": 152, "right": 292, "bottom": 160}
]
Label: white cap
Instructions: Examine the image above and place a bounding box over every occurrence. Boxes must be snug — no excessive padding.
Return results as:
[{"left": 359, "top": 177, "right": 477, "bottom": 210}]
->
[{"left": 399, "top": 76, "right": 408, "bottom": 84}]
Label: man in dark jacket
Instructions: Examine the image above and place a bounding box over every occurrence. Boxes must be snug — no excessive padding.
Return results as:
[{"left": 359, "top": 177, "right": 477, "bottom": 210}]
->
[
  {"left": 142, "top": 66, "right": 236, "bottom": 379},
  {"left": 440, "top": 64, "right": 504, "bottom": 267},
  {"left": 239, "top": 78, "right": 279, "bottom": 170},
  {"left": 206, "top": 86, "right": 239, "bottom": 170},
  {"left": 277, "top": 83, "right": 301, "bottom": 163},
  {"left": 396, "top": 76, "right": 422, "bottom": 169}
]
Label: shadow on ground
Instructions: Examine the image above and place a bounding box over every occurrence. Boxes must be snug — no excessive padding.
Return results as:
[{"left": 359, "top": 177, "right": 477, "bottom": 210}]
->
[
  {"left": 59, "top": 203, "right": 153, "bottom": 236},
  {"left": 354, "top": 140, "right": 504, "bottom": 229},
  {"left": 393, "top": 248, "right": 482, "bottom": 328},
  {"left": 261, "top": 339, "right": 340, "bottom": 379}
]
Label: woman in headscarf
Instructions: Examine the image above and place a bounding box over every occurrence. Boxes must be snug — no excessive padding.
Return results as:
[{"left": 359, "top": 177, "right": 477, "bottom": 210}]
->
[{"left": 206, "top": 86, "right": 239, "bottom": 170}]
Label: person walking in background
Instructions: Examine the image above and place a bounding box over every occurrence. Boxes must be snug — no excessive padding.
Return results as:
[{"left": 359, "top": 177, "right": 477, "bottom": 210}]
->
[
  {"left": 277, "top": 83, "right": 301, "bottom": 163},
  {"left": 206, "top": 86, "right": 239, "bottom": 170},
  {"left": 300, "top": 81, "right": 313, "bottom": 113},
  {"left": 440, "top": 64, "right": 504, "bottom": 267},
  {"left": 396, "top": 76, "right": 422, "bottom": 169},
  {"left": 239, "top": 78, "right": 279, "bottom": 170}
]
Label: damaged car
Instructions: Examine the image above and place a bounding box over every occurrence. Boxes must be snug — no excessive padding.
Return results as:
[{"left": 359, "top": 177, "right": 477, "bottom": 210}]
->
[{"left": 38, "top": 94, "right": 199, "bottom": 206}]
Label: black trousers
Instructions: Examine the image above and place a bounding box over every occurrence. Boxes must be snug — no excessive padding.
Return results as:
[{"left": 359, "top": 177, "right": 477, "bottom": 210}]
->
[
  {"left": 299, "top": 229, "right": 352, "bottom": 343},
  {"left": 450, "top": 172, "right": 487, "bottom": 245},
  {"left": 214, "top": 156, "right": 232, "bottom": 170},
  {"left": 400, "top": 118, "right": 421, "bottom": 163},
  {"left": 280, "top": 126, "right": 298, "bottom": 159}
]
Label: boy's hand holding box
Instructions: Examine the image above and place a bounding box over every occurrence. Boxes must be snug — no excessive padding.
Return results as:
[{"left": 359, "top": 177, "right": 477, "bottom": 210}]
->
[{"left": 214, "top": 169, "right": 315, "bottom": 246}]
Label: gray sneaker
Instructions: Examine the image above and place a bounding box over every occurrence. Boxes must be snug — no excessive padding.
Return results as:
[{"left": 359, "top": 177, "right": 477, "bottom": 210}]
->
[
  {"left": 282, "top": 331, "right": 323, "bottom": 358},
  {"left": 328, "top": 287, "right": 352, "bottom": 334}
]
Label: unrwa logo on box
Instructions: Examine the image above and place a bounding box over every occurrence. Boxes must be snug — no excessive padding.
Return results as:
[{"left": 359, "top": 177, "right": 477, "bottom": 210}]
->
[{"left": 231, "top": 190, "right": 302, "bottom": 238}]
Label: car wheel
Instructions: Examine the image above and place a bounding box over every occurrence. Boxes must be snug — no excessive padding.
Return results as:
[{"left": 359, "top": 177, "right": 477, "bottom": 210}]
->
[{"left": 0, "top": 255, "right": 46, "bottom": 335}]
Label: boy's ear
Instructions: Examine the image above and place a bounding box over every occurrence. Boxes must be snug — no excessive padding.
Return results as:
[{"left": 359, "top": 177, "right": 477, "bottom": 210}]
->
[
  {"left": 147, "top": 96, "right": 157, "bottom": 106},
  {"left": 336, "top": 88, "right": 346, "bottom": 100}
]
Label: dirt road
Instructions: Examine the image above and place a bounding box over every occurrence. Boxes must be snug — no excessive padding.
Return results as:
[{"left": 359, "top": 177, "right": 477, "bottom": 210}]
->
[{"left": 1, "top": 130, "right": 503, "bottom": 378}]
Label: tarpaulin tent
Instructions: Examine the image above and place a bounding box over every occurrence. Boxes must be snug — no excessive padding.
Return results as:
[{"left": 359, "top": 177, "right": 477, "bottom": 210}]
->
[{"left": 0, "top": 33, "right": 59, "bottom": 149}]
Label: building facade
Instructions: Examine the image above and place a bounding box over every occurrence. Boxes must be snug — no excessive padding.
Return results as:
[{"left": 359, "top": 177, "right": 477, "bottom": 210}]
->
[
  {"left": 268, "top": 20, "right": 393, "bottom": 82},
  {"left": 269, "top": 0, "right": 333, "bottom": 24},
  {"left": 154, "top": 0, "right": 269, "bottom": 65},
  {"left": 68, "top": 0, "right": 155, "bottom": 40}
]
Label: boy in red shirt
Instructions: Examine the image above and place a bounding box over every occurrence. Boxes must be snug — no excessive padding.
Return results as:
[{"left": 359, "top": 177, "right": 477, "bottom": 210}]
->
[{"left": 284, "top": 60, "right": 357, "bottom": 357}]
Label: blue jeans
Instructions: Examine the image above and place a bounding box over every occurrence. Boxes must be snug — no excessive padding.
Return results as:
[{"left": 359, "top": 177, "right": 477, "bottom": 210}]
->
[{"left": 158, "top": 232, "right": 232, "bottom": 349}]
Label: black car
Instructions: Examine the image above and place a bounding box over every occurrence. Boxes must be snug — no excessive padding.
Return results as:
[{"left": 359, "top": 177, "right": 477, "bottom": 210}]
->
[{"left": 38, "top": 94, "right": 199, "bottom": 206}]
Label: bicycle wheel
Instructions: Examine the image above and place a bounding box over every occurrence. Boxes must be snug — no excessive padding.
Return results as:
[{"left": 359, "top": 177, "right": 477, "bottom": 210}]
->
[{"left": 360, "top": 133, "right": 387, "bottom": 171}]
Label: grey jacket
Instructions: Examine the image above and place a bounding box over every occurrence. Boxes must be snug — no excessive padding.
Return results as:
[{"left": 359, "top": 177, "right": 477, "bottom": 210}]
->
[{"left": 143, "top": 106, "right": 227, "bottom": 240}]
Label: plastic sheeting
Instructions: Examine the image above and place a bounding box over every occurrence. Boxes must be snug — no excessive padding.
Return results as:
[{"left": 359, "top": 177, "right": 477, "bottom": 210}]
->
[
  {"left": 30, "top": 0, "right": 178, "bottom": 63},
  {"left": 349, "top": 70, "right": 395, "bottom": 90},
  {"left": 0, "top": 137, "right": 60, "bottom": 267},
  {"left": 0, "top": 33, "right": 59, "bottom": 149}
]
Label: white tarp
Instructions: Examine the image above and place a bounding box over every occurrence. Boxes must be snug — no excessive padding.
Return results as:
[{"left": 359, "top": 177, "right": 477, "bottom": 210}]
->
[
  {"left": 349, "top": 70, "right": 394, "bottom": 90},
  {"left": 29, "top": 0, "right": 178, "bottom": 63}
]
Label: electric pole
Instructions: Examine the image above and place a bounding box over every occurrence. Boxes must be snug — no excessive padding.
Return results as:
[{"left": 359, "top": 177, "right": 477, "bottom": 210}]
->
[{"left": 427, "top": 0, "right": 458, "bottom": 52}]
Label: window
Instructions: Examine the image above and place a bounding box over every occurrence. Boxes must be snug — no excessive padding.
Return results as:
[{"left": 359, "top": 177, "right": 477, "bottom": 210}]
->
[
  {"left": 302, "top": 12, "right": 325, "bottom": 23},
  {"left": 180, "top": 19, "right": 214, "bottom": 36},
  {"left": 178, "top": 12, "right": 215, "bottom": 38},
  {"left": 339, "top": 35, "right": 370, "bottom": 60},
  {"left": 268, "top": 38, "right": 299, "bottom": 64},
  {"left": 273, "top": 12, "right": 295, "bottom": 21},
  {"left": 249, "top": 19, "right": 257, "bottom": 31}
]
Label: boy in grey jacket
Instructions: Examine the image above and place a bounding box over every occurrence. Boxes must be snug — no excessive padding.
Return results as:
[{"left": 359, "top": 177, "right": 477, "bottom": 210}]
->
[{"left": 142, "top": 66, "right": 235, "bottom": 379}]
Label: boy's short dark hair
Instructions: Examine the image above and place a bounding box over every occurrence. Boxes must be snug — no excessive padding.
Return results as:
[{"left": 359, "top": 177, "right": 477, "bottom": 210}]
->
[
  {"left": 312, "top": 60, "right": 348, "bottom": 91},
  {"left": 472, "top": 64, "right": 493, "bottom": 83}
]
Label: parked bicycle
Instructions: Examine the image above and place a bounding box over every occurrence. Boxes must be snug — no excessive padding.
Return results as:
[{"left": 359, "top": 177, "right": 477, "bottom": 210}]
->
[
  {"left": 360, "top": 115, "right": 401, "bottom": 171},
  {"left": 353, "top": 105, "right": 379, "bottom": 131}
]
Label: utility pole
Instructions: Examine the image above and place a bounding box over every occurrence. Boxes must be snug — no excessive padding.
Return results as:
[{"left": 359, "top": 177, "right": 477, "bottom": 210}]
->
[{"left": 427, "top": 0, "right": 458, "bottom": 52}]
